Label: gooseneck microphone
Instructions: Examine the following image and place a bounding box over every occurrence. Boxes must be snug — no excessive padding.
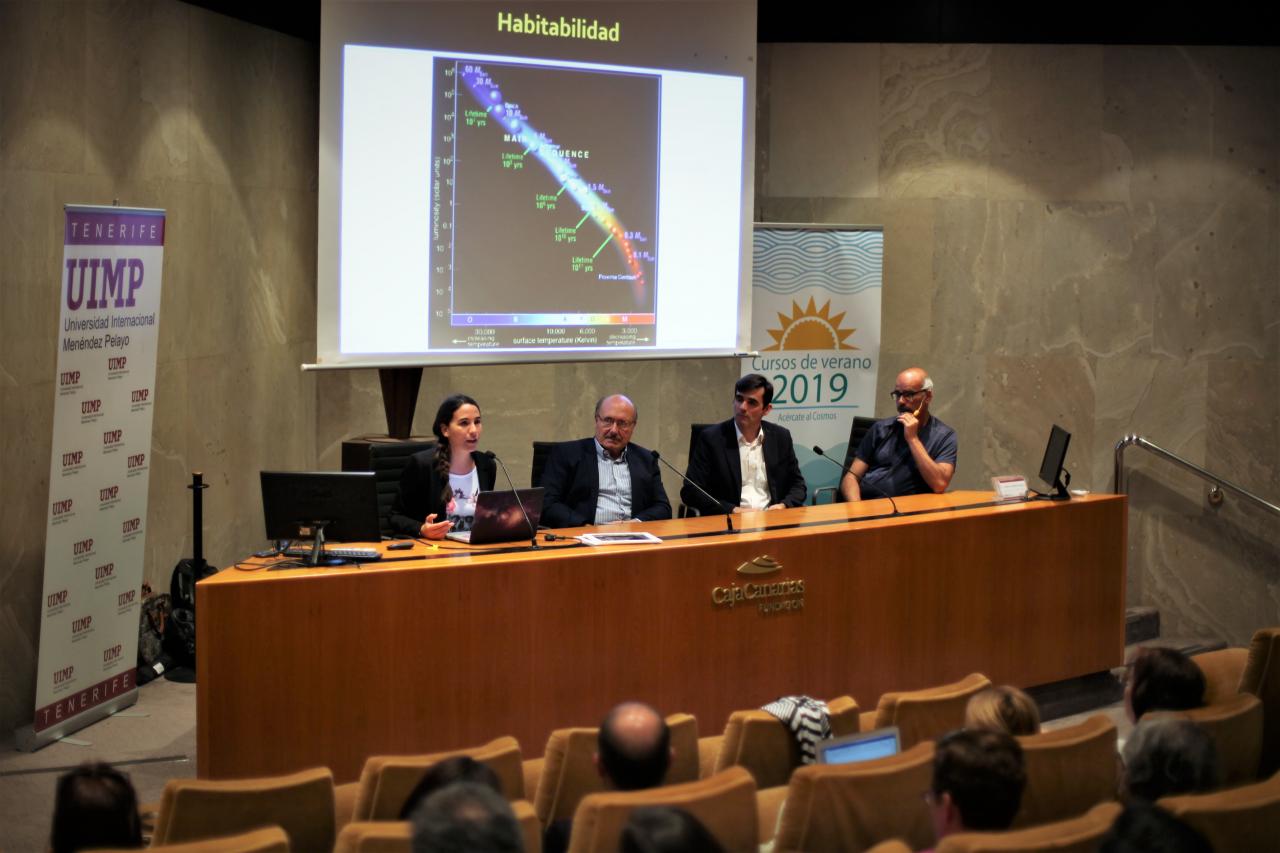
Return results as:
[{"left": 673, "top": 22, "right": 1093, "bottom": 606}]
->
[
  {"left": 812, "top": 444, "right": 901, "bottom": 516},
  {"left": 811, "top": 445, "right": 857, "bottom": 481},
  {"left": 651, "top": 450, "right": 737, "bottom": 534},
  {"left": 483, "top": 450, "right": 538, "bottom": 548}
]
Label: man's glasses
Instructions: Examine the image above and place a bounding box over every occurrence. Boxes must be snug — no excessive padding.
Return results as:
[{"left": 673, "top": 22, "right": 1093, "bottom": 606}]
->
[
  {"left": 890, "top": 388, "right": 926, "bottom": 401},
  {"left": 596, "top": 416, "right": 635, "bottom": 430}
]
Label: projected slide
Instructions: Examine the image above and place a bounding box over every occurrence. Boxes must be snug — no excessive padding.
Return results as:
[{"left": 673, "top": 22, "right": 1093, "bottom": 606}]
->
[
  {"left": 332, "top": 32, "right": 747, "bottom": 362},
  {"left": 431, "top": 58, "right": 660, "bottom": 350}
]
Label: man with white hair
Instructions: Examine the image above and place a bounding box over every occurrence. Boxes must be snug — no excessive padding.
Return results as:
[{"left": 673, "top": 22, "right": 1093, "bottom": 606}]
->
[{"left": 839, "top": 367, "right": 957, "bottom": 501}]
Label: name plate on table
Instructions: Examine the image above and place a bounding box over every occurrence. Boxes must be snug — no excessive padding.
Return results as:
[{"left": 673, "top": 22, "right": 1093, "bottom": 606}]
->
[{"left": 991, "top": 476, "right": 1028, "bottom": 502}]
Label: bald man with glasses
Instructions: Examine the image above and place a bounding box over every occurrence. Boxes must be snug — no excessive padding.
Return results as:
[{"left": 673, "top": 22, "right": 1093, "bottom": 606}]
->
[{"left": 838, "top": 367, "right": 957, "bottom": 501}]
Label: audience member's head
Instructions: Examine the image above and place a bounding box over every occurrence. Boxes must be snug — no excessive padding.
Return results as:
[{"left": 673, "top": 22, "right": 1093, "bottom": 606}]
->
[
  {"left": 1126, "top": 647, "right": 1205, "bottom": 722},
  {"left": 964, "top": 686, "right": 1042, "bottom": 736},
  {"left": 929, "top": 729, "right": 1026, "bottom": 842},
  {"left": 49, "top": 762, "right": 142, "bottom": 853},
  {"left": 399, "top": 755, "right": 504, "bottom": 820},
  {"left": 596, "top": 701, "right": 671, "bottom": 791},
  {"left": 1121, "top": 718, "right": 1218, "bottom": 803},
  {"left": 409, "top": 781, "right": 523, "bottom": 853},
  {"left": 619, "top": 806, "right": 726, "bottom": 853},
  {"left": 1099, "top": 802, "right": 1212, "bottom": 853}
]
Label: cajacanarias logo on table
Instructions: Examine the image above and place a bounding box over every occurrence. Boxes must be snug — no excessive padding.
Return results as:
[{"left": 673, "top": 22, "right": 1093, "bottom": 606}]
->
[{"left": 711, "top": 555, "right": 805, "bottom": 615}]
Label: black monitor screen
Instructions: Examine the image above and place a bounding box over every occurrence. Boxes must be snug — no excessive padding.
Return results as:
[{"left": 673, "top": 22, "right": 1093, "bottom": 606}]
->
[
  {"left": 1038, "top": 425, "right": 1072, "bottom": 494},
  {"left": 260, "top": 471, "right": 381, "bottom": 543}
]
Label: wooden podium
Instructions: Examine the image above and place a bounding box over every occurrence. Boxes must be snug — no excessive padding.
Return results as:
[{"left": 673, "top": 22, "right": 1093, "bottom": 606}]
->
[{"left": 196, "top": 492, "right": 1126, "bottom": 781}]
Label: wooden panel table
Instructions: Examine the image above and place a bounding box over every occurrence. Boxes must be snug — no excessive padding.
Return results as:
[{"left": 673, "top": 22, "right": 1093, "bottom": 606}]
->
[{"left": 196, "top": 491, "right": 1126, "bottom": 781}]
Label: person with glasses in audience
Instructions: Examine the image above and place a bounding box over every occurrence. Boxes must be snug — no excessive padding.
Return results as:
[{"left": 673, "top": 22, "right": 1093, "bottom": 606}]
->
[
  {"left": 839, "top": 367, "right": 957, "bottom": 501},
  {"left": 540, "top": 394, "right": 671, "bottom": 528}
]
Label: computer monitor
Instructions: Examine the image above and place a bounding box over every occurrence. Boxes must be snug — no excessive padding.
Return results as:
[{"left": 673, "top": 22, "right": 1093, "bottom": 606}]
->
[
  {"left": 817, "top": 727, "right": 901, "bottom": 765},
  {"left": 1037, "top": 425, "right": 1072, "bottom": 500},
  {"left": 260, "top": 471, "right": 381, "bottom": 561}
]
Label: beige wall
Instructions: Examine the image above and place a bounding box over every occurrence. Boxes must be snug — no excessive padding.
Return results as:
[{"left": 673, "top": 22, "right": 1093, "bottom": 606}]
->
[
  {"left": 0, "top": 1, "right": 319, "bottom": 731},
  {"left": 1, "top": 4, "right": 1275, "bottom": 732},
  {"left": 756, "top": 43, "right": 1279, "bottom": 647}
]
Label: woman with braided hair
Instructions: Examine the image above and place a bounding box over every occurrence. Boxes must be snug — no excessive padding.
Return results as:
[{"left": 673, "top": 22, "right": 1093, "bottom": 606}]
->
[{"left": 390, "top": 394, "right": 496, "bottom": 539}]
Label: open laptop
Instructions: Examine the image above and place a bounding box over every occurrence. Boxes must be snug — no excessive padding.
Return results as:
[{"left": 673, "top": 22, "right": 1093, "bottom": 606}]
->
[
  {"left": 816, "top": 726, "right": 901, "bottom": 765},
  {"left": 445, "top": 488, "right": 544, "bottom": 545}
]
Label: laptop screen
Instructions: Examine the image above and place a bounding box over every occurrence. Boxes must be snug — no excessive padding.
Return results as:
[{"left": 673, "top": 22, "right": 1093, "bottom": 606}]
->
[{"left": 817, "top": 727, "right": 900, "bottom": 765}]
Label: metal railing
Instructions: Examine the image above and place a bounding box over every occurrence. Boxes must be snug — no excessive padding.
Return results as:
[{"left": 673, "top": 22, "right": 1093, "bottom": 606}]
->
[{"left": 1113, "top": 434, "right": 1280, "bottom": 516}]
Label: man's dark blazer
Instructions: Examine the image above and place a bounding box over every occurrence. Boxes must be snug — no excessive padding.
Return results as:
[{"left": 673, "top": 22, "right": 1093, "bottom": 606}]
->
[
  {"left": 681, "top": 419, "right": 807, "bottom": 514},
  {"left": 389, "top": 449, "right": 497, "bottom": 536},
  {"left": 540, "top": 437, "right": 672, "bottom": 528}
]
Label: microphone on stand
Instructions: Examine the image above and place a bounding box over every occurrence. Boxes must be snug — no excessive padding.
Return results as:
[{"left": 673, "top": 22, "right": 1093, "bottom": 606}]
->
[
  {"left": 812, "top": 445, "right": 901, "bottom": 516},
  {"left": 483, "top": 451, "right": 538, "bottom": 548},
  {"left": 651, "top": 451, "right": 737, "bottom": 534}
]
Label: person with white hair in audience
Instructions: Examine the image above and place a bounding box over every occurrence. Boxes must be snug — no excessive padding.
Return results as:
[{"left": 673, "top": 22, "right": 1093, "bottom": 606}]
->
[{"left": 1121, "top": 717, "right": 1218, "bottom": 803}]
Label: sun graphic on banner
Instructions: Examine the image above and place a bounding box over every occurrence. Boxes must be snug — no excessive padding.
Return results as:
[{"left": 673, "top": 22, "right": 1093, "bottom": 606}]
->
[{"left": 763, "top": 298, "right": 859, "bottom": 351}]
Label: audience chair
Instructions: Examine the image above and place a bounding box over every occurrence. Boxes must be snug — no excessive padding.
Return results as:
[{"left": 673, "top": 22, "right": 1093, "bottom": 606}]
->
[
  {"left": 530, "top": 713, "right": 699, "bottom": 826},
  {"left": 1149, "top": 692, "right": 1265, "bottom": 786},
  {"left": 756, "top": 784, "right": 789, "bottom": 845},
  {"left": 336, "top": 735, "right": 525, "bottom": 826},
  {"left": 1012, "top": 714, "right": 1118, "bottom": 828},
  {"left": 513, "top": 800, "right": 543, "bottom": 853},
  {"left": 89, "top": 825, "right": 291, "bottom": 853},
  {"left": 865, "top": 841, "right": 913, "bottom": 853},
  {"left": 1239, "top": 626, "right": 1280, "bottom": 776},
  {"left": 1158, "top": 768, "right": 1280, "bottom": 850},
  {"left": 334, "top": 821, "right": 410, "bottom": 853},
  {"left": 150, "top": 767, "right": 335, "bottom": 852},
  {"left": 772, "top": 741, "right": 936, "bottom": 853},
  {"left": 335, "top": 804, "right": 542, "bottom": 853},
  {"left": 935, "top": 801, "right": 1123, "bottom": 853},
  {"left": 707, "top": 695, "right": 860, "bottom": 788},
  {"left": 566, "top": 766, "right": 757, "bottom": 853},
  {"left": 1194, "top": 646, "right": 1249, "bottom": 704},
  {"left": 860, "top": 673, "right": 992, "bottom": 749},
  {"left": 531, "top": 441, "right": 557, "bottom": 488}
]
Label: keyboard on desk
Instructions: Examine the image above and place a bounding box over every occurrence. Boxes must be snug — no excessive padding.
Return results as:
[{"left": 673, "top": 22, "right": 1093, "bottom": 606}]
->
[{"left": 282, "top": 545, "right": 381, "bottom": 562}]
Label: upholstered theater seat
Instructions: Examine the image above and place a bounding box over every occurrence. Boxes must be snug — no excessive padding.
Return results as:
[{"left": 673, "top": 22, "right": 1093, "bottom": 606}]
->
[
  {"left": 566, "top": 766, "right": 757, "bottom": 853},
  {"left": 335, "top": 802, "right": 542, "bottom": 853},
  {"left": 708, "top": 695, "right": 860, "bottom": 788},
  {"left": 1159, "top": 769, "right": 1280, "bottom": 850},
  {"left": 772, "top": 741, "right": 936, "bottom": 852},
  {"left": 1013, "top": 714, "right": 1117, "bottom": 828},
  {"left": 935, "top": 801, "right": 1123, "bottom": 852},
  {"left": 1149, "top": 692, "right": 1265, "bottom": 786},
  {"left": 92, "top": 825, "right": 290, "bottom": 853},
  {"left": 530, "top": 713, "right": 699, "bottom": 826},
  {"left": 335, "top": 735, "right": 525, "bottom": 826},
  {"left": 1239, "top": 627, "right": 1280, "bottom": 776},
  {"left": 1194, "top": 646, "right": 1249, "bottom": 704},
  {"left": 860, "top": 673, "right": 992, "bottom": 748},
  {"left": 151, "top": 767, "right": 334, "bottom": 851}
]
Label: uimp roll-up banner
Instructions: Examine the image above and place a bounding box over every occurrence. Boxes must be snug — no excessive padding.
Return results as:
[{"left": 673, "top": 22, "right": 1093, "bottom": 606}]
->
[
  {"left": 18, "top": 205, "right": 165, "bottom": 750},
  {"left": 744, "top": 225, "right": 883, "bottom": 497}
]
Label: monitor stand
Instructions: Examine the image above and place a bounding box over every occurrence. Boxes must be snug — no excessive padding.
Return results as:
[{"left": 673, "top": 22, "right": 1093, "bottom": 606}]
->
[
  {"left": 301, "top": 520, "right": 333, "bottom": 566},
  {"left": 1034, "top": 468, "right": 1072, "bottom": 501}
]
